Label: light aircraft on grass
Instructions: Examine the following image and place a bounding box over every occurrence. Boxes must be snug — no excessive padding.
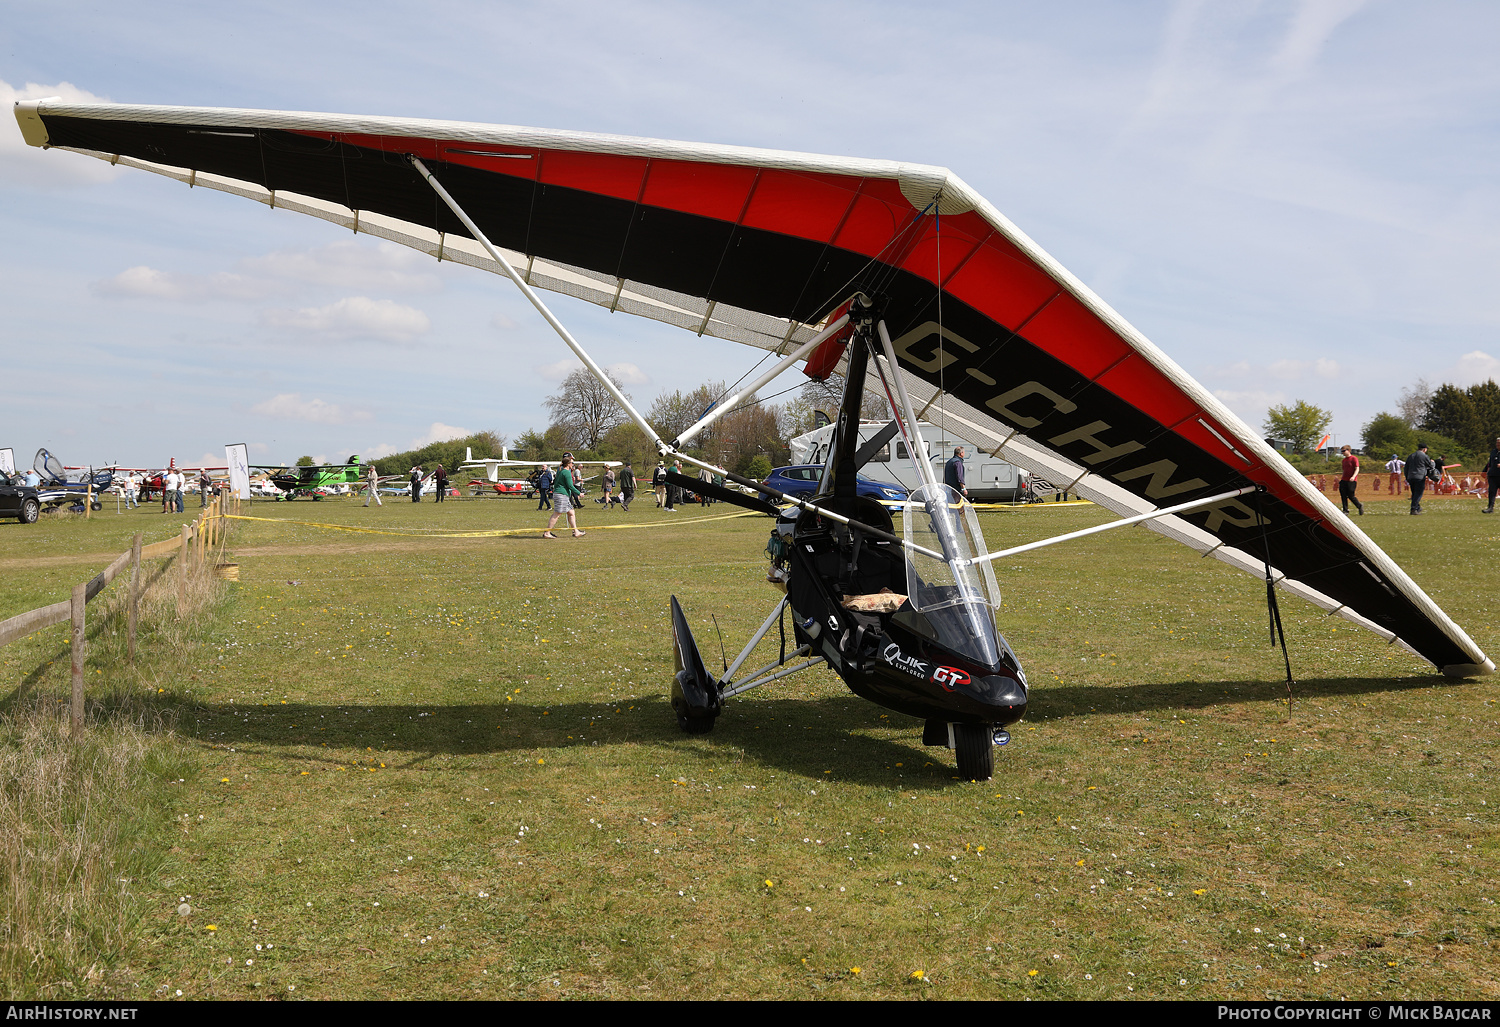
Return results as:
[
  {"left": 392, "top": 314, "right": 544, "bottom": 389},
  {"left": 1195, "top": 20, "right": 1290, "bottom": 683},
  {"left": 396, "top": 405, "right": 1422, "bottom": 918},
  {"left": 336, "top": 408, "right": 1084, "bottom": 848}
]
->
[
  {"left": 255, "top": 457, "right": 365, "bottom": 500},
  {"left": 19, "top": 100, "right": 1491, "bottom": 780},
  {"left": 31, "top": 449, "right": 114, "bottom": 512},
  {"left": 460, "top": 446, "right": 620, "bottom": 483}
]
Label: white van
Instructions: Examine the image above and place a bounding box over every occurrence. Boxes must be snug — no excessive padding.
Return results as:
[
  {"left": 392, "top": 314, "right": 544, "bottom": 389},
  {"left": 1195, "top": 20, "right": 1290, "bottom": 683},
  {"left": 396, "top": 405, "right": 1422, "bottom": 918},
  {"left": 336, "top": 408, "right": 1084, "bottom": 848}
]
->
[{"left": 788, "top": 420, "right": 1029, "bottom": 502}]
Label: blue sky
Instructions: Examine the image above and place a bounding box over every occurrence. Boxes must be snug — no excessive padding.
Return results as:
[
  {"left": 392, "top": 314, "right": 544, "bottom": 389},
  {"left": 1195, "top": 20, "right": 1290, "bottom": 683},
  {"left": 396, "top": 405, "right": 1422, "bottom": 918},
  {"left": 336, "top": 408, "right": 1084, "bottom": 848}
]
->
[{"left": 3, "top": 0, "right": 1497, "bottom": 468}]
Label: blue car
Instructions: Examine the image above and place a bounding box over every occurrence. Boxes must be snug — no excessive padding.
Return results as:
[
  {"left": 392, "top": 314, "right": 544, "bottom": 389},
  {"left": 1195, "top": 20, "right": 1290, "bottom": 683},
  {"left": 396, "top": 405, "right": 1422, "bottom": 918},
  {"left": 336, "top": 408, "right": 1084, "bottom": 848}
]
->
[{"left": 762, "top": 465, "right": 909, "bottom": 505}]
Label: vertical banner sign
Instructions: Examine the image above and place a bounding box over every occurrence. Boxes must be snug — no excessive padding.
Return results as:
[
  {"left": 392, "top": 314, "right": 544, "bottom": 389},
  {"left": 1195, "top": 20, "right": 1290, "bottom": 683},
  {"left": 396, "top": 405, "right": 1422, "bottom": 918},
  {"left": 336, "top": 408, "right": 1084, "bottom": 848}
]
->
[
  {"left": 225, "top": 443, "right": 250, "bottom": 500},
  {"left": 0, "top": 448, "right": 13, "bottom": 476}
]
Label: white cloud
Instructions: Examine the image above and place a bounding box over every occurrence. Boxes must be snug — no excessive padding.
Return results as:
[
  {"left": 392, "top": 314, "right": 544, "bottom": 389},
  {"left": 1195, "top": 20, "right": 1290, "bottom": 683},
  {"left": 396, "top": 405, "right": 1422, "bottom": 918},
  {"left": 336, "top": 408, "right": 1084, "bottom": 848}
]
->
[
  {"left": 534, "top": 358, "right": 648, "bottom": 386},
  {"left": 239, "top": 241, "right": 441, "bottom": 294},
  {"left": 92, "top": 265, "right": 274, "bottom": 302},
  {"left": 364, "top": 442, "right": 399, "bottom": 459},
  {"left": 260, "top": 297, "right": 431, "bottom": 343},
  {"left": 0, "top": 79, "right": 124, "bottom": 188},
  {"left": 490, "top": 312, "right": 519, "bottom": 331},
  {"left": 250, "top": 393, "right": 372, "bottom": 425},
  {"left": 1267, "top": 358, "right": 1340, "bottom": 380},
  {"left": 535, "top": 358, "right": 582, "bottom": 380},
  {"left": 1441, "top": 350, "right": 1500, "bottom": 388},
  {"left": 607, "top": 362, "right": 650, "bottom": 385},
  {"left": 1212, "top": 388, "right": 1287, "bottom": 423},
  {"left": 409, "top": 422, "right": 472, "bottom": 448}
]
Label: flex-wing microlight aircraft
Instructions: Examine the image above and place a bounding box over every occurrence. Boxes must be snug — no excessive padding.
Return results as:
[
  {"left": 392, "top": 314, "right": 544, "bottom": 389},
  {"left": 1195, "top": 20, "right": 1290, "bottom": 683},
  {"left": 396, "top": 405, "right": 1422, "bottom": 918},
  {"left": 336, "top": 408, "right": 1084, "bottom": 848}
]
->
[{"left": 17, "top": 100, "right": 1492, "bottom": 779}]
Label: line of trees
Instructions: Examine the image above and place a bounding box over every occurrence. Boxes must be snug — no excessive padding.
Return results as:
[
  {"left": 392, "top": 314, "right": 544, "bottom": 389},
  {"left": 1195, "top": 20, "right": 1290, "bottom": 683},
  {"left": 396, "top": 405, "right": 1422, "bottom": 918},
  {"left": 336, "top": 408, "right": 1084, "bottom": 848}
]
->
[
  {"left": 509, "top": 369, "right": 855, "bottom": 476},
  {"left": 1361, "top": 378, "right": 1499, "bottom": 468}
]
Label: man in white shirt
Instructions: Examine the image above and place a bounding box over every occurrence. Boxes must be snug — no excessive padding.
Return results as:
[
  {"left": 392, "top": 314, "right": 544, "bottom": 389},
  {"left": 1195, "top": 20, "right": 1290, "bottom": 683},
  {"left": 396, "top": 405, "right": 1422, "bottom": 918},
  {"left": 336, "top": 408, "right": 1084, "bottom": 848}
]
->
[
  {"left": 124, "top": 472, "right": 139, "bottom": 509},
  {"left": 1385, "top": 454, "right": 1405, "bottom": 496}
]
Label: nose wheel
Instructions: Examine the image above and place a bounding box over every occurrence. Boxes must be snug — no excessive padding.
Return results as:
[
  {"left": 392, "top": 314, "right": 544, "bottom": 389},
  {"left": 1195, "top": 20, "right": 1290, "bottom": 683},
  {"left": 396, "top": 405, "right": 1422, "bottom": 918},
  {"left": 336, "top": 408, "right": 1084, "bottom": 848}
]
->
[{"left": 954, "top": 723, "right": 995, "bottom": 781}]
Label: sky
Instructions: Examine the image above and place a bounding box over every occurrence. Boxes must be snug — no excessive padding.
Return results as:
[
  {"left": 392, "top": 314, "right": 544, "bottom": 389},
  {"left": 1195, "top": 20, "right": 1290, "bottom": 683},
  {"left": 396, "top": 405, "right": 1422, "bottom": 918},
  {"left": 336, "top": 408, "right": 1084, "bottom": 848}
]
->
[{"left": 2, "top": 0, "right": 1497, "bottom": 469}]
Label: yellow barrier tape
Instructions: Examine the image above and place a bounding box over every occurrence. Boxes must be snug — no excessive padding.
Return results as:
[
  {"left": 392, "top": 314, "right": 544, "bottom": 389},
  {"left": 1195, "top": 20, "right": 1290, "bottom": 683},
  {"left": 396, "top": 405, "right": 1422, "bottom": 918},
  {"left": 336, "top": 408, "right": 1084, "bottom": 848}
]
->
[{"left": 225, "top": 509, "right": 760, "bottom": 539}]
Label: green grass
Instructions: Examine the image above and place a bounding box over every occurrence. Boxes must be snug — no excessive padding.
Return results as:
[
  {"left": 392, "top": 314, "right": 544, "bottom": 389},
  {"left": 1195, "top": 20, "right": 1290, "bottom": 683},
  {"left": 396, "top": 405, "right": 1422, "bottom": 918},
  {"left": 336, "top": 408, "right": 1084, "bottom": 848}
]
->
[{"left": 1, "top": 492, "right": 1496, "bottom": 999}]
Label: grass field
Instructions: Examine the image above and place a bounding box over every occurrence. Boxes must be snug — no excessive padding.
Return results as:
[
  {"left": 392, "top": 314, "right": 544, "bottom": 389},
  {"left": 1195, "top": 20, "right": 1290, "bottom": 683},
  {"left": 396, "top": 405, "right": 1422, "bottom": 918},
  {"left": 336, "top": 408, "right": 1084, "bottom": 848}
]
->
[{"left": 1, "top": 490, "right": 1496, "bottom": 1000}]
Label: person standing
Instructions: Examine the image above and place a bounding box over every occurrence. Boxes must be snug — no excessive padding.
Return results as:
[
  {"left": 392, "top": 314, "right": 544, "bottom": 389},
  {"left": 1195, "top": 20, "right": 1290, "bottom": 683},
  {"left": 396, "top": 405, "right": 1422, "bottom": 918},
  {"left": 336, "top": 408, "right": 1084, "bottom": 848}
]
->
[
  {"left": 124, "top": 472, "right": 139, "bottom": 509},
  {"left": 198, "top": 470, "right": 213, "bottom": 507},
  {"left": 944, "top": 446, "right": 969, "bottom": 502},
  {"left": 1405, "top": 444, "right": 1438, "bottom": 515},
  {"left": 601, "top": 467, "right": 616, "bottom": 510},
  {"left": 1385, "top": 453, "right": 1405, "bottom": 495},
  {"left": 535, "top": 465, "right": 554, "bottom": 510},
  {"left": 410, "top": 466, "right": 422, "bottom": 503},
  {"left": 697, "top": 466, "right": 712, "bottom": 506},
  {"left": 619, "top": 460, "right": 635, "bottom": 511},
  {"left": 434, "top": 463, "right": 448, "bottom": 503},
  {"left": 1338, "top": 445, "right": 1364, "bottom": 516},
  {"left": 542, "top": 455, "right": 586, "bottom": 538},
  {"left": 665, "top": 460, "right": 683, "bottom": 512},
  {"left": 653, "top": 462, "right": 667, "bottom": 508},
  {"left": 1484, "top": 438, "right": 1500, "bottom": 514},
  {"left": 362, "top": 463, "right": 383, "bottom": 507}
]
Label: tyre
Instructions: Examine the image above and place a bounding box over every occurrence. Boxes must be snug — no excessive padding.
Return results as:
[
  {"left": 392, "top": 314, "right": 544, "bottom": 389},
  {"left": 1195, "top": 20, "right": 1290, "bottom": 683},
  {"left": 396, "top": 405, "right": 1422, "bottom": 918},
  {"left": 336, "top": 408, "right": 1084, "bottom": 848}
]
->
[
  {"left": 18, "top": 498, "right": 39, "bottom": 524},
  {"left": 954, "top": 723, "right": 994, "bottom": 781},
  {"left": 90, "top": 501, "right": 102, "bottom": 511},
  {"left": 677, "top": 713, "right": 716, "bottom": 735}
]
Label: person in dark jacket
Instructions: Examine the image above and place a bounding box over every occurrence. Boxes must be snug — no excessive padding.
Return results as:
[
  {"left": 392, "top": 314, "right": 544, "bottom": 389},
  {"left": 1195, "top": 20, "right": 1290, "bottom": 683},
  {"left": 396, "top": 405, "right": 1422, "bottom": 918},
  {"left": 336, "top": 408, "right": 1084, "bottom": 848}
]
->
[
  {"left": 619, "top": 460, "right": 636, "bottom": 511},
  {"left": 534, "top": 465, "right": 554, "bottom": 510},
  {"left": 410, "top": 466, "right": 422, "bottom": 503},
  {"left": 1484, "top": 438, "right": 1500, "bottom": 514},
  {"left": 943, "top": 446, "right": 969, "bottom": 501},
  {"left": 1405, "top": 444, "right": 1439, "bottom": 515},
  {"left": 433, "top": 463, "right": 448, "bottom": 503}
]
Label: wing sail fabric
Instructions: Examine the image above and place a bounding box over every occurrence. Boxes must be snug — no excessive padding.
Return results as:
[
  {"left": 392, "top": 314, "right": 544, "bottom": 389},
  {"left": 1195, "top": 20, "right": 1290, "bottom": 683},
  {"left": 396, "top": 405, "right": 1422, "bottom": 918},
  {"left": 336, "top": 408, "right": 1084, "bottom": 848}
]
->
[{"left": 16, "top": 100, "right": 1490, "bottom": 675}]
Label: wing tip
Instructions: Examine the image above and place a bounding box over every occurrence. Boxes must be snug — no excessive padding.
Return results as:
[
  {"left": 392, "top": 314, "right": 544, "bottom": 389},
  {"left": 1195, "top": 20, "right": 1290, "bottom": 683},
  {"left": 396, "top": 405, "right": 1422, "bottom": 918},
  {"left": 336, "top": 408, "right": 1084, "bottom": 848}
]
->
[
  {"left": 13, "top": 98, "right": 58, "bottom": 147},
  {"left": 1440, "top": 658, "right": 1494, "bottom": 679}
]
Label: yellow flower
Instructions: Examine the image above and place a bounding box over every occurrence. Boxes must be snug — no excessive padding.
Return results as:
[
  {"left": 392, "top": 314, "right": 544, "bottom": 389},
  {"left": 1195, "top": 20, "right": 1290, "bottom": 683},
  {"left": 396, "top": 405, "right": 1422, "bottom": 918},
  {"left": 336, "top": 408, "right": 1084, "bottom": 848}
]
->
[
  {"left": 764, "top": 880, "right": 774, "bottom": 888},
  {"left": 976, "top": 845, "right": 985, "bottom": 853},
  {"left": 299, "top": 771, "right": 309, "bottom": 776},
  {"left": 1028, "top": 970, "right": 1039, "bottom": 977},
  {"left": 220, "top": 778, "right": 229, "bottom": 783},
  {"left": 1193, "top": 889, "right": 1206, "bottom": 896},
  {"left": 537, "top": 758, "right": 545, "bottom": 765},
  {"left": 205, "top": 925, "right": 217, "bottom": 931},
  {"left": 849, "top": 967, "right": 861, "bottom": 975},
  {"left": 1076, "top": 859, "right": 1085, "bottom": 866},
  {"left": 911, "top": 970, "right": 925, "bottom": 980}
]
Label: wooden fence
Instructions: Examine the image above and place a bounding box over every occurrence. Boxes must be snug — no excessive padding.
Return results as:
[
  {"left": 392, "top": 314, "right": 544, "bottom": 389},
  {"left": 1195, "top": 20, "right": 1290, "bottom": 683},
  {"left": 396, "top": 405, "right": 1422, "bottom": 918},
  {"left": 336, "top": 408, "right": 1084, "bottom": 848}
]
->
[{"left": 0, "top": 492, "right": 243, "bottom": 739}]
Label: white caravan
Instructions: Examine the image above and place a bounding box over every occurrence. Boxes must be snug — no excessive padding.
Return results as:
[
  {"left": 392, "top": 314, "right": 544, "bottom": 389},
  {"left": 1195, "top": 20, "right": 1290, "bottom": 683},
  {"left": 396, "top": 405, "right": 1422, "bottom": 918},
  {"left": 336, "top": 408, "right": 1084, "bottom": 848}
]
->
[{"left": 788, "top": 420, "right": 1029, "bottom": 502}]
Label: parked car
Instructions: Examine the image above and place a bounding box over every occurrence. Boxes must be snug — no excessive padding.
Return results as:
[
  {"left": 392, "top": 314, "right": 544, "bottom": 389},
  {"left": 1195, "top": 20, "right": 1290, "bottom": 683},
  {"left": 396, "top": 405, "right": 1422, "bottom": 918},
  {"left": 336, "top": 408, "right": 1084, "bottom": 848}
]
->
[
  {"left": 0, "top": 473, "right": 41, "bottom": 524},
  {"left": 762, "top": 465, "right": 909, "bottom": 505}
]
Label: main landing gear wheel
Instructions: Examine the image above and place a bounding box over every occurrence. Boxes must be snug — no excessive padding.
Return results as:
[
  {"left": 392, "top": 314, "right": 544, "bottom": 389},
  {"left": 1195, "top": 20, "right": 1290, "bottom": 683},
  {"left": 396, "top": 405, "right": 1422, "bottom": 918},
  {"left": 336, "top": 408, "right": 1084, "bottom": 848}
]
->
[
  {"left": 90, "top": 501, "right": 102, "bottom": 511},
  {"left": 676, "top": 712, "right": 716, "bottom": 735},
  {"left": 19, "top": 498, "right": 39, "bottom": 524},
  {"left": 954, "top": 723, "right": 995, "bottom": 781}
]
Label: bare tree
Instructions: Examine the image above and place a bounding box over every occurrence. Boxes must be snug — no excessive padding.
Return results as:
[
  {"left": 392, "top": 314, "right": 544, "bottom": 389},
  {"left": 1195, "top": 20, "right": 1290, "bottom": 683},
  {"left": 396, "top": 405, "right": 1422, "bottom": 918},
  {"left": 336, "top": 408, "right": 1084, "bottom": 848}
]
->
[
  {"left": 545, "top": 367, "right": 631, "bottom": 451},
  {"left": 1398, "top": 378, "right": 1433, "bottom": 429}
]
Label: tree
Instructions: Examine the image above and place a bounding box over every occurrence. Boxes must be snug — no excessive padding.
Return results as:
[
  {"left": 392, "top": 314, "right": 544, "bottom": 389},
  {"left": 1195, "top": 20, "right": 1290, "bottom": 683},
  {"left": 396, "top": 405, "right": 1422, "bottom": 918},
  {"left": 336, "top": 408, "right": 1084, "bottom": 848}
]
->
[
  {"left": 1397, "top": 378, "right": 1433, "bottom": 428},
  {"left": 1361, "top": 412, "right": 1412, "bottom": 459},
  {"left": 295, "top": 455, "right": 315, "bottom": 467},
  {"left": 1263, "top": 400, "right": 1333, "bottom": 453},
  {"left": 544, "top": 367, "right": 630, "bottom": 451},
  {"left": 1421, "top": 384, "right": 1479, "bottom": 453}
]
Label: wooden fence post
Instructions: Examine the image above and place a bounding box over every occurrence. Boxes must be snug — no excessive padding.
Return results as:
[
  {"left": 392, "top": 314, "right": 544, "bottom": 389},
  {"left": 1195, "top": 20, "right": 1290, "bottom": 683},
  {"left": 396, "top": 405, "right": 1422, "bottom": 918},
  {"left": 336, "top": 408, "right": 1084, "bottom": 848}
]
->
[
  {"left": 128, "top": 532, "right": 141, "bottom": 664},
  {"left": 70, "top": 583, "right": 85, "bottom": 740},
  {"left": 177, "top": 525, "right": 189, "bottom": 617}
]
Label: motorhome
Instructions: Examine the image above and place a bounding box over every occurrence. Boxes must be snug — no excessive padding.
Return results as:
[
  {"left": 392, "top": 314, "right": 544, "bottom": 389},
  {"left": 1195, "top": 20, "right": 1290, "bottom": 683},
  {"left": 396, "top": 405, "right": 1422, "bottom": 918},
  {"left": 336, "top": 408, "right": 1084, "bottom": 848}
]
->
[{"left": 788, "top": 420, "right": 1029, "bottom": 502}]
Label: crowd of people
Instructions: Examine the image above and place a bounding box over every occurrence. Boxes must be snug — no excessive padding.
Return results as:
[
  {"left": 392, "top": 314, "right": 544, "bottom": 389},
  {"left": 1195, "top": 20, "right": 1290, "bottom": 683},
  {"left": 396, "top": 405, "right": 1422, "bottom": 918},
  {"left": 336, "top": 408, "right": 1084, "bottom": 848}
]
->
[{"left": 1331, "top": 438, "right": 1500, "bottom": 516}]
